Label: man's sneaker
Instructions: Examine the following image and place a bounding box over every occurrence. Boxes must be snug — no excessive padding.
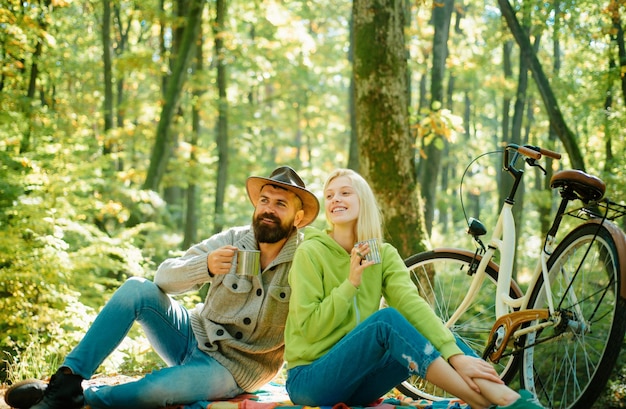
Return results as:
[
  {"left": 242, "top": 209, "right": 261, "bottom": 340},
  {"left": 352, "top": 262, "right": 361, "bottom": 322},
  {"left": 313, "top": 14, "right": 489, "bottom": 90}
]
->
[
  {"left": 4, "top": 379, "right": 47, "bottom": 408},
  {"left": 30, "top": 367, "right": 84, "bottom": 409},
  {"left": 497, "top": 389, "right": 545, "bottom": 409}
]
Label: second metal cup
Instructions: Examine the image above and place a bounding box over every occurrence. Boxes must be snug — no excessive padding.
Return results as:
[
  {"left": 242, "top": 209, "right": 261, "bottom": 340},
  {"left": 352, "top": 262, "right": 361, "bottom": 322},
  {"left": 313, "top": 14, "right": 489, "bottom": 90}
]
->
[{"left": 358, "top": 238, "right": 381, "bottom": 264}]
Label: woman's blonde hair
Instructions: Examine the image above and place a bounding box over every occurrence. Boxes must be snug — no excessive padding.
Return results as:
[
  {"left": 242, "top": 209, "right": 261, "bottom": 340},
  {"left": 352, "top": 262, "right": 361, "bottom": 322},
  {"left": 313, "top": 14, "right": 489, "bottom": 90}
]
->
[{"left": 323, "top": 169, "right": 383, "bottom": 243}]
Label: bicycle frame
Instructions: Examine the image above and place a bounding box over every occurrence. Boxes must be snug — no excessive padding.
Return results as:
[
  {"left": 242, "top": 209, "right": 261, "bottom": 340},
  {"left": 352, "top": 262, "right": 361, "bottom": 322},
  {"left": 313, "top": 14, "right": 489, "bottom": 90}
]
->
[
  {"left": 446, "top": 201, "right": 555, "bottom": 325},
  {"left": 445, "top": 144, "right": 600, "bottom": 360},
  {"left": 448, "top": 145, "right": 561, "bottom": 326}
]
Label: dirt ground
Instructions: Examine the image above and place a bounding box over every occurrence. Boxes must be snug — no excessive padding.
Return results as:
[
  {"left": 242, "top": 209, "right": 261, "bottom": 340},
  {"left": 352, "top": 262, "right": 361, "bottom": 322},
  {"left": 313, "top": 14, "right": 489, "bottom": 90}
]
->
[
  {"left": 0, "top": 375, "right": 139, "bottom": 409},
  {"left": 0, "top": 384, "right": 8, "bottom": 409}
]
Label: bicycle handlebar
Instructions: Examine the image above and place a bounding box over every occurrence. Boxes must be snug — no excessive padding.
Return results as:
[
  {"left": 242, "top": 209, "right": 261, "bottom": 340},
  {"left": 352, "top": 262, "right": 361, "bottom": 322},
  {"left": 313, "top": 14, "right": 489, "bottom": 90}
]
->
[
  {"left": 513, "top": 144, "right": 562, "bottom": 160},
  {"left": 517, "top": 146, "right": 541, "bottom": 160},
  {"left": 533, "top": 146, "right": 562, "bottom": 160},
  {"left": 503, "top": 144, "right": 563, "bottom": 202}
]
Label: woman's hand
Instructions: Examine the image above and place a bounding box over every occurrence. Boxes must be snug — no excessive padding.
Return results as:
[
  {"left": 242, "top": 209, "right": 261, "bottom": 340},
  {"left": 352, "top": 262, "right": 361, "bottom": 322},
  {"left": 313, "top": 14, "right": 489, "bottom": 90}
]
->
[
  {"left": 448, "top": 354, "right": 503, "bottom": 393},
  {"left": 348, "top": 242, "right": 375, "bottom": 288}
]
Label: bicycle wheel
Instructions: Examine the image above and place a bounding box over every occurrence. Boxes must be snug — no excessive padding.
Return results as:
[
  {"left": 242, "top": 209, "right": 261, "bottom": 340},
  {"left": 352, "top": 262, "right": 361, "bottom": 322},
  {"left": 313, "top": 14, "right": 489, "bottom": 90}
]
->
[
  {"left": 396, "top": 249, "right": 522, "bottom": 401},
  {"left": 521, "top": 222, "right": 626, "bottom": 409}
]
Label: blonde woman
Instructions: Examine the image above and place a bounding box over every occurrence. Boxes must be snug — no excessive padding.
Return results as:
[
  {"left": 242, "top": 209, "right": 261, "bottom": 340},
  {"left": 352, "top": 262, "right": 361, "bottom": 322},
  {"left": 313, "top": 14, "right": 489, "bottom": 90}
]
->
[{"left": 284, "top": 169, "right": 542, "bottom": 409}]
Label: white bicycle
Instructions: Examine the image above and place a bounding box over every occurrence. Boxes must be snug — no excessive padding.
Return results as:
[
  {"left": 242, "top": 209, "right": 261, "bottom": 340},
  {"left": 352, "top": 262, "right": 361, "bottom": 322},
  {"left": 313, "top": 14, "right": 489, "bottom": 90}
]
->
[{"left": 397, "top": 143, "right": 626, "bottom": 409}]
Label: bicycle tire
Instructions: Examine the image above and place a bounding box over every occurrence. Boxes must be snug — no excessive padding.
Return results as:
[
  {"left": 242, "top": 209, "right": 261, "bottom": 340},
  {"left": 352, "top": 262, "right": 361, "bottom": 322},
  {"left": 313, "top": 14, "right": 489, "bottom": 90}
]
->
[
  {"left": 395, "top": 249, "right": 522, "bottom": 401},
  {"left": 521, "top": 221, "right": 626, "bottom": 409}
]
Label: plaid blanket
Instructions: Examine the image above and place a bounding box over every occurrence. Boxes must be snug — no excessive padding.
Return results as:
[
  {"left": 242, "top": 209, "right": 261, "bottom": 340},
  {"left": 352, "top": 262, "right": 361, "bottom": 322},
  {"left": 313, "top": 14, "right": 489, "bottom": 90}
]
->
[
  {"left": 176, "top": 383, "right": 469, "bottom": 409},
  {"left": 82, "top": 377, "right": 468, "bottom": 409}
]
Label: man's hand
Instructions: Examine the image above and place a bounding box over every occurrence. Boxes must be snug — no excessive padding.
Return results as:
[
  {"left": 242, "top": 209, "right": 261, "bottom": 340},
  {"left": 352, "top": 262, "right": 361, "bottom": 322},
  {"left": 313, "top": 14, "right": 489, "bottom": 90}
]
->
[{"left": 207, "top": 245, "right": 238, "bottom": 275}]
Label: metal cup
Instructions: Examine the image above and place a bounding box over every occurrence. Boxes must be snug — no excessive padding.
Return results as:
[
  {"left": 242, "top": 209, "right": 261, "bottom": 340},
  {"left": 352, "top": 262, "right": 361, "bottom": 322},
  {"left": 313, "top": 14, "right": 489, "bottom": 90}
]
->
[
  {"left": 358, "top": 238, "right": 381, "bottom": 264},
  {"left": 236, "top": 250, "right": 261, "bottom": 276}
]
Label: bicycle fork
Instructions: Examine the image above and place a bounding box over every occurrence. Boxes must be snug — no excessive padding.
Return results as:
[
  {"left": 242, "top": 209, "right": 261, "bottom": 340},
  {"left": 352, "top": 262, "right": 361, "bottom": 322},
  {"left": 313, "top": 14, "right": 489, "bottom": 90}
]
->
[{"left": 483, "top": 238, "right": 557, "bottom": 363}]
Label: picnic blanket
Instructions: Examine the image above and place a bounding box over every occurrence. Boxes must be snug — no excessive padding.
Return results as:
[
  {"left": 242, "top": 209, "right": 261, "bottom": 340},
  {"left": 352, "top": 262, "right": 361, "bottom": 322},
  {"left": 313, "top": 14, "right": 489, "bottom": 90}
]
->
[
  {"left": 176, "top": 382, "right": 469, "bottom": 409},
  {"left": 82, "top": 376, "right": 468, "bottom": 409}
]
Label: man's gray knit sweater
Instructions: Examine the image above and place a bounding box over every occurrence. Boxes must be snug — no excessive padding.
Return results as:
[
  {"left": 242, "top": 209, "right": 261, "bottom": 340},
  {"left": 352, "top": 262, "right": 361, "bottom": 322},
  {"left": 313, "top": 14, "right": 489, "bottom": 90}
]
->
[{"left": 154, "top": 225, "right": 301, "bottom": 392}]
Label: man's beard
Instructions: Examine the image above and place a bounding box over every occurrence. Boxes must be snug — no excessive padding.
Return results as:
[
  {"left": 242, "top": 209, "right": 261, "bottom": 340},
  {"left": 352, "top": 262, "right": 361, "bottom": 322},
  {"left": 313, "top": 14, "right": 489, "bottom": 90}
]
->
[{"left": 253, "top": 213, "right": 295, "bottom": 243}]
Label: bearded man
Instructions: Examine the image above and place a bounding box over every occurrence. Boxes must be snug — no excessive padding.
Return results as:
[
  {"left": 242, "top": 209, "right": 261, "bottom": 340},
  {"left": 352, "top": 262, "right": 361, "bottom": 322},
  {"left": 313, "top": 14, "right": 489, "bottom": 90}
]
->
[{"left": 7, "top": 166, "right": 319, "bottom": 409}]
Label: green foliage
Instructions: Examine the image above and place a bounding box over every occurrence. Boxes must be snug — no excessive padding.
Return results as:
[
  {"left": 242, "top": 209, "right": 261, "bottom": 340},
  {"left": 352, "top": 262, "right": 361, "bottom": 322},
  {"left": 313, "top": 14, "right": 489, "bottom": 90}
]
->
[
  {"left": 3, "top": 335, "right": 63, "bottom": 382},
  {"left": 0, "top": 137, "right": 172, "bottom": 382},
  {"left": 593, "top": 342, "right": 626, "bottom": 408},
  {"left": 97, "top": 333, "right": 165, "bottom": 377}
]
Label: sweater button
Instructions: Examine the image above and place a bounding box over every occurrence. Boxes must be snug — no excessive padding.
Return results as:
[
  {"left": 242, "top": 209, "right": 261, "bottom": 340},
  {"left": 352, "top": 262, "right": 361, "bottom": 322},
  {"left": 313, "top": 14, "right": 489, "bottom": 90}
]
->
[
  {"left": 232, "top": 283, "right": 238, "bottom": 289},
  {"left": 217, "top": 329, "right": 224, "bottom": 336},
  {"left": 256, "top": 288, "right": 262, "bottom": 296},
  {"left": 280, "top": 292, "right": 286, "bottom": 298},
  {"left": 243, "top": 317, "right": 251, "bottom": 325},
  {"left": 235, "top": 332, "right": 243, "bottom": 339}
]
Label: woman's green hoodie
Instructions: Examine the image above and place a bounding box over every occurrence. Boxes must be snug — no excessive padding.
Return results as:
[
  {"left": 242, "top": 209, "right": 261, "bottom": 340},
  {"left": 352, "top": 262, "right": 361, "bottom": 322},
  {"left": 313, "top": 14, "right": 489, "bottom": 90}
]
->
[{"left": 284, "top": 226, "right": 463, "bottom": 369}]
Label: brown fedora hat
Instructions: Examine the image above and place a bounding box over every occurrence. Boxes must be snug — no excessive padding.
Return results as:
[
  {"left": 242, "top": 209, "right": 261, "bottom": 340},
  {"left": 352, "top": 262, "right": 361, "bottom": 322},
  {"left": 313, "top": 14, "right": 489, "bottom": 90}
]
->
[{"left": 246, "top": 166, "right": 319, "bottom": 228}]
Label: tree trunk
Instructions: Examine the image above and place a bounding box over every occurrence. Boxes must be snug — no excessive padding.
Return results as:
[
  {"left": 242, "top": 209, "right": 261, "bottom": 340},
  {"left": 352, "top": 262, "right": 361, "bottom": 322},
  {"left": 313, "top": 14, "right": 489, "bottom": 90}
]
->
[
  {"left": 102, "top": 0, "right": 114, "bottom": 155},
  {"left": 347, "top": 16, "right": 359, "bottom": 172},
  {"left": 112, "top": 2, "right": 144, "bottom": 170},
  {"left": 143, "top": 0, "right": 204, "bottom": 192},
  {"left": 439, "top": 71, "right": 455, "bottom": 234},
  {"left": 26, "top": 43, "right": 40, "bottom": 101},
  {"left": 420, "top": 0, "right": 453, "bottom": 236},
  {"left": 353, "top": 0, "right": 428, "bottom": 257},
  {"left": 183, "top": 24, "right": 204, "bottom": 250},
  {"left": 612, "top": 0, "right": 626, "bottom": 106},
  {"left": 540, "top": 0, "right": 561, "bottom": 236},
  {"left": 497, "top": 0, "right": 585, "bottom": 171},
  {"left": 510, "top": 7, "right": 541, "bottom": 278},
  {"left": 20, "top": 0, "right": 50, "bottom": 153},
  {"left": 163, "top": 0, "right": 187, "bottom": 229},
  {"left": 498, "top": 40, "right": 513, "bottom": 205},
  {"left": 212, "top": 0, "right": 229, "bottom": 234},
  {"left": 605, "top": 0, "right": 622, "bottom": 173},
  {"left": 604, "top": 53, "right": 615, "bottom": 173},
  {"left": 19, "top": 37, "right": 41, "bottom": 154},
  {"left": 509, "top": 16, "right": 532, "bottom": 274}
]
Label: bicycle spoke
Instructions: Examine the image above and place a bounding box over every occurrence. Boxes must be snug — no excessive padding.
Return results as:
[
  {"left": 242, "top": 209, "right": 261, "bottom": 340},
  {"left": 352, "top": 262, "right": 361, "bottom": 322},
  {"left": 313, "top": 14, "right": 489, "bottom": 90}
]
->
[
  {"left": 521, "top": 223, "right": 626, "bottom": 409},
  {"left": 396, "top": 251, "right": 520, "bottom": 401}
]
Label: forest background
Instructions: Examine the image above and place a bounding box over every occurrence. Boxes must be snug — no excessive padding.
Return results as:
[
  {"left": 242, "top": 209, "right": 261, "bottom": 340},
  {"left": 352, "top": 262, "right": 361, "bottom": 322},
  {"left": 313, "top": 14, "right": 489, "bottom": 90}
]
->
[{"left": 1, "top": 0, "right": 625, "bottom": 406}]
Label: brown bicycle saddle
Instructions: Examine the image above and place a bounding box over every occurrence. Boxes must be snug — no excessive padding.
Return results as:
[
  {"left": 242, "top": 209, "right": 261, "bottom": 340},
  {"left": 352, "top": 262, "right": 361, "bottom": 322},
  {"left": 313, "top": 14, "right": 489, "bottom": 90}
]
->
[{"left": 550, "top": 169, "right": 606, "bottom": 203}]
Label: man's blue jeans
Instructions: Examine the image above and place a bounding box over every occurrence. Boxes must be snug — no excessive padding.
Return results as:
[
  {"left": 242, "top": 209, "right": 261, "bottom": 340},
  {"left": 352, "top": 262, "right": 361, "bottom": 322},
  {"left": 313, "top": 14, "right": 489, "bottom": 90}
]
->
[
  {"left": 286, "top": 308, "right": 469, "bottom": 406},
  {"left": 63, "top": 277, "right": 244, "bottom": 409}
]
